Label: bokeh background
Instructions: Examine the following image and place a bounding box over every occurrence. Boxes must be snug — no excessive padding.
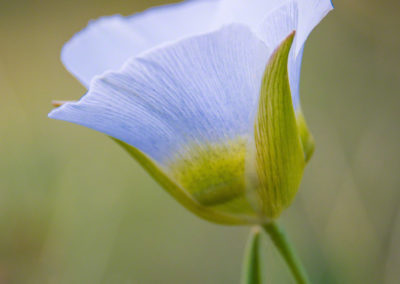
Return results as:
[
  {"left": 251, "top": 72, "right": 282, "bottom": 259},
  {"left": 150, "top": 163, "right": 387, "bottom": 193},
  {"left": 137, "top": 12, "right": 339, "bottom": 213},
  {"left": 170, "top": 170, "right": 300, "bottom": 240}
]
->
[{"left": 0, "top": 0, "right": 399, "bottom": 283}]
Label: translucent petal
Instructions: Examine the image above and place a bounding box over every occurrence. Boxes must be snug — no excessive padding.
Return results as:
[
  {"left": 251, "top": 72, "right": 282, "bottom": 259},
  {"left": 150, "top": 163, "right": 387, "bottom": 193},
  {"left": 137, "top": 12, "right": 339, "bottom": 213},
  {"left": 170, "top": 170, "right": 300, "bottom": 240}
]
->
[
  {"left": 62, "top": 0, "right": 223, "bottom": 87},
  {"left": 50, "top": 24, "right": 270, "bottom": 164},
  {"left": 217, "top": 0, "right": 284, "bottom": 26},
  {"left": 219, "top": 0, "right": 332, "bottom": 109},
  {"left": 62, "top": 0, "right": 332, "bottom": 109},
  {"left": 258, "top": 2, "right": 300, "bottom": 109},
  {"left": 219, "top": 0, "right": 333, "bottom": 54},
  {"left": 256, "top": 0, "right": 332, "bottom": 109},
  {"left": 295, "top": 0, "right": 333, "bottom": 54}
]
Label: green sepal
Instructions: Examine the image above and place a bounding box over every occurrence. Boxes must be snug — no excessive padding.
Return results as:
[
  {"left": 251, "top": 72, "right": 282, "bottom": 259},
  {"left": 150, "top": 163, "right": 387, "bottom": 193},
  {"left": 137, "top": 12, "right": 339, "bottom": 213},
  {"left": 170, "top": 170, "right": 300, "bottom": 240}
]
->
[
  {"left": 254, "top": 32, "right": 306, "bottom": 219},
  {"left": 241, "top": 227, "right": 266, "bottom": 284},
  {"left": 111, "top": 138, "right": 251, "bottom": 225}
]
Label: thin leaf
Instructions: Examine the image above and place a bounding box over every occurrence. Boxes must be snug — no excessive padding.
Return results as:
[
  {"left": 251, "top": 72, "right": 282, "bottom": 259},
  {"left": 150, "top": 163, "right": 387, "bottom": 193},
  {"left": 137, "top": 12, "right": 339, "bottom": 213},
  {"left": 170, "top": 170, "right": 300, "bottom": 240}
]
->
[{"left": 241, "top": 227, "right": 265, "bottom": 284}]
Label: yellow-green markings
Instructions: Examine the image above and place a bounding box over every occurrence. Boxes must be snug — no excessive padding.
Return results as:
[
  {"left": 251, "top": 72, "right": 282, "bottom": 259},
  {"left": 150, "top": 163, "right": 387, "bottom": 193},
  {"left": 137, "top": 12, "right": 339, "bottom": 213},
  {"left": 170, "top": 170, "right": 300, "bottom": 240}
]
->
[
  {"left": 112, "top": 32, "right": 312, "bottom": 225},
  {"left": 169, "top": 138, "right": 257, "bottom": 216}
]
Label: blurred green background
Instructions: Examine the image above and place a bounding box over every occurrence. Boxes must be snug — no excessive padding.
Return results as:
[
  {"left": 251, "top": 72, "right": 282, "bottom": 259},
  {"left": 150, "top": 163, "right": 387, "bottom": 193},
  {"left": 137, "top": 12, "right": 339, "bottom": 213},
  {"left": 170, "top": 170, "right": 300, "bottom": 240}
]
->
[{"left": 0, "top": 0, "right": 399, "bottom": 283}]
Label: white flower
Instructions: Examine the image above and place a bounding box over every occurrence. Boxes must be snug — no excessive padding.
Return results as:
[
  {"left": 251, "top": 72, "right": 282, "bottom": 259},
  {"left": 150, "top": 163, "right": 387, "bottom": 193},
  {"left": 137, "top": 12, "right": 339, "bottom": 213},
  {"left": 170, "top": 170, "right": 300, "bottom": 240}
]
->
[{"left": 49, "top": 0, "right": 332, "bottom": 224}]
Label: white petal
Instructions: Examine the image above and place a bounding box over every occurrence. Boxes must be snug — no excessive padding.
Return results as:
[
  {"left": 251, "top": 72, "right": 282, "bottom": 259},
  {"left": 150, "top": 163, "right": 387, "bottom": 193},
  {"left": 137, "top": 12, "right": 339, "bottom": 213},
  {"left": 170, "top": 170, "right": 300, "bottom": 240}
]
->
[
  {"left": 217, "top": 0, "right": 285, "bottom": 26},
  {"left": 219, "top": 0, "right": 333, "bottom": 54},
  {"left": 215, "top": 0, "right": 332, "bottom": 109},
  {"left": 62, "top": 0, "right": 223, "bottom": 87},
  {"left": 291, "top": 0, "right": 333, "bottom": 107},
  {"left": 50, "top": 24, "right": 270, "bottom": 164},
  {"left": 295, "top": 0, "right": 333, "bottom": 54},
  {"left": 254, "top": 1, "right": 300, "bottom": 108},
  {"left": 256, "top": 0, "right": 332, "bottom": 109}
]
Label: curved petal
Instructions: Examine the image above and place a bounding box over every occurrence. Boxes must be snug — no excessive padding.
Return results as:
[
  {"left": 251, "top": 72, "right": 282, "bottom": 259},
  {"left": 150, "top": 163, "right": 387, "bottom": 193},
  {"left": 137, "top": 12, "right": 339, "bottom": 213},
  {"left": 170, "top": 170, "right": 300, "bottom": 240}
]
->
[
  {"left": 50, "top": 24, "right": 270, "bottom": 164},
  {"left": 62, "top": 0, "right": 224, "bottom": 87},
  {"left": 62, "top": 0, "right": 332, "bottom": 97},
  {"left": 295, "top": 0, "right": 333, "bottom": 54},
  {"left": 220, "top": 0, "right": 333, "bottom": 54},
  {"left": 289, "top": 0, "right": 333, "bottom": 109},
  {"left": 217, "top": 0, "right": 285, "bottom": 26},
  {"left": 256, "top": 0, "right": 332, "bottom": 109}
]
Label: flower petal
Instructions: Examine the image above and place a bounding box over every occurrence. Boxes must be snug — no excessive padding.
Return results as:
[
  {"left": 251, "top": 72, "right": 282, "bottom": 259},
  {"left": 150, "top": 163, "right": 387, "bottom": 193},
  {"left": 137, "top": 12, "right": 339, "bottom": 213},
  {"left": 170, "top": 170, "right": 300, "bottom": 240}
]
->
[
  {"left": 295, "top": 0, "right": 333, "bottom": 54},
  {"left": 284, "top": 0, "right": 333, "bottom": 109},
  {"left": 257, "top": 0, "right": 332, "bottom": 109},
  {"left": 50, "top": 24, "right": 270, "bottom": 164},
  {"left": 217, "top": 0, "right": 284, "bottom": 26},
  {"left": 62, "top": 0, "right": 223, "bottom": 87},
  {"left": 220, "top": 0, "right": 333, "bottom": 54},
  {"left": 258, "top": 1, "right": 301, "bottom": 109}
]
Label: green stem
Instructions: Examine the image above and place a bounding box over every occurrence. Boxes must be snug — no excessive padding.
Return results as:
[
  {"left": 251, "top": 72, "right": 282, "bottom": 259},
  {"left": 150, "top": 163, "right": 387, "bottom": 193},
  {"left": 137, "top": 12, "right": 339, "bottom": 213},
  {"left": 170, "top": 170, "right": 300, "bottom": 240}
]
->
[{"left": 262, "top": 222, "right": 311, "bottom": 284}]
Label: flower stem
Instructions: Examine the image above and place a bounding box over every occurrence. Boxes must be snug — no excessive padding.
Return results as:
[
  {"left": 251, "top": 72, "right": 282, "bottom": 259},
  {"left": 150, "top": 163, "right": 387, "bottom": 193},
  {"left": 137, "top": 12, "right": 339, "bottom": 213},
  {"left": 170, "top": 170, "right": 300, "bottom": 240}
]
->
[{"left": 262, "top": 222, "right": 311, "bottom": 284}]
